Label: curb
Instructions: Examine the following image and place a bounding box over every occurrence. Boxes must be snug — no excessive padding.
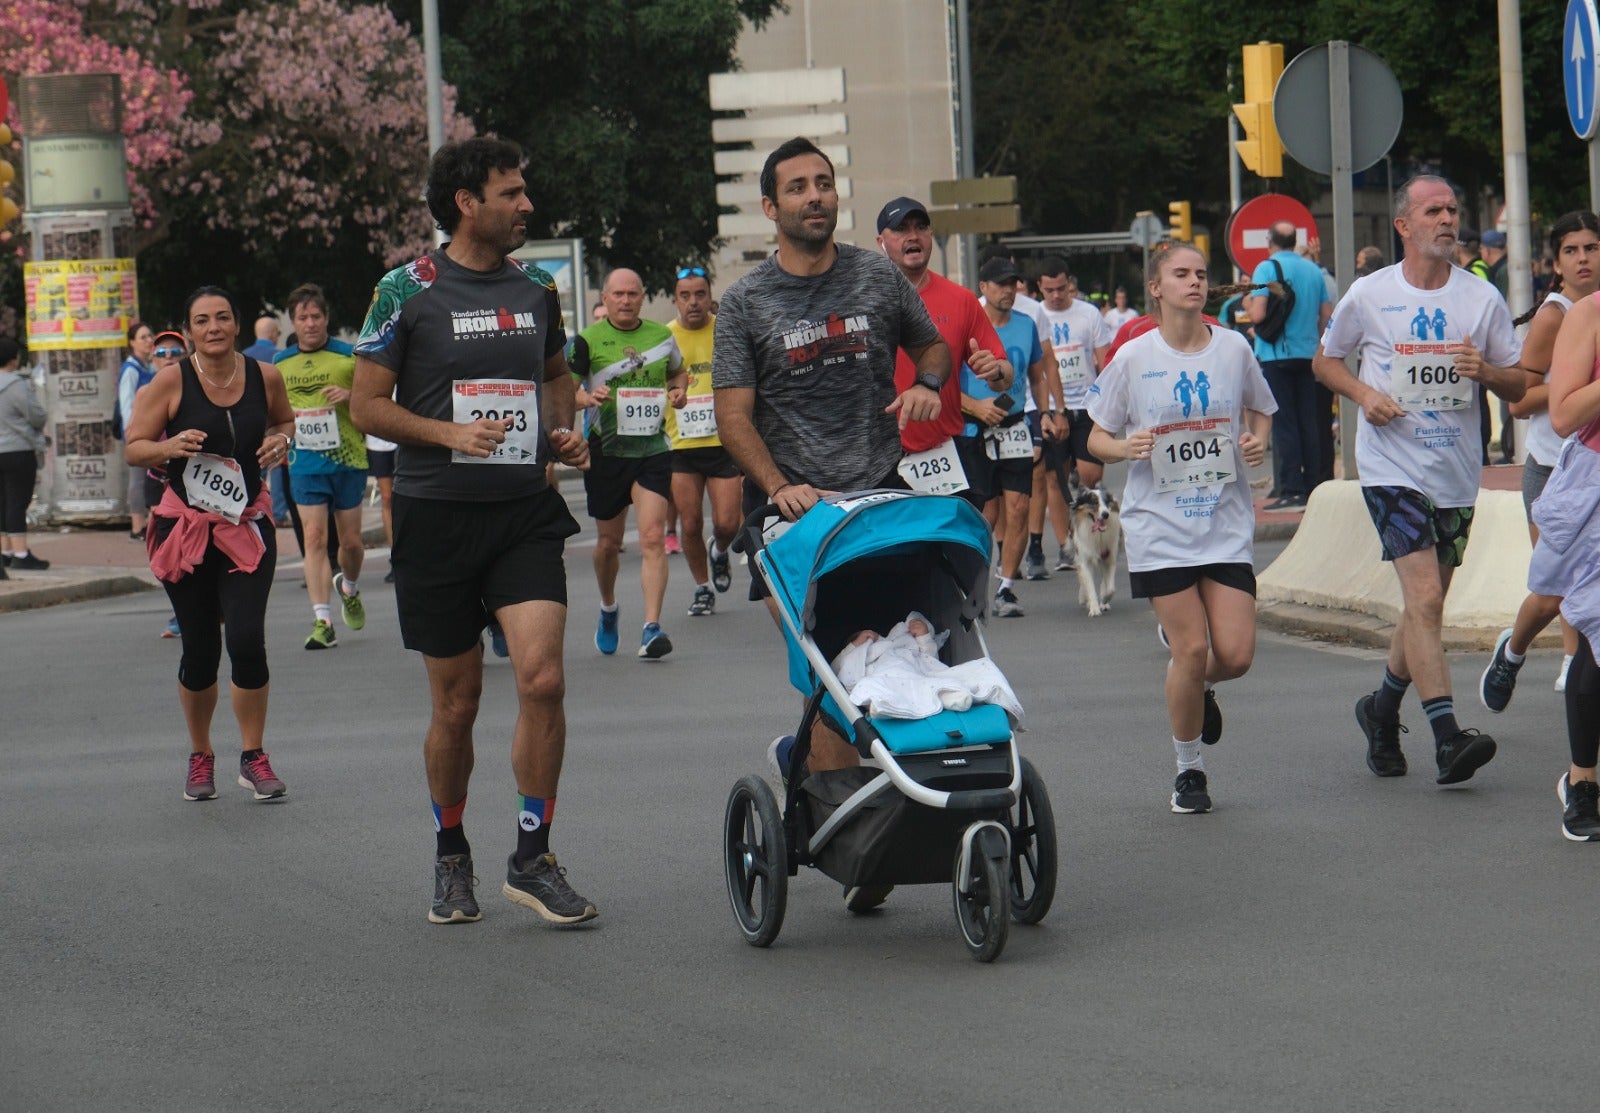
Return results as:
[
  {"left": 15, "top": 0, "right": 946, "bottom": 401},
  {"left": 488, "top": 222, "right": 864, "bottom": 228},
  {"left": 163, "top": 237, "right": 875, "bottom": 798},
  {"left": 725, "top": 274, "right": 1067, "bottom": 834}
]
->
[
  {"left": 0, "top": 572, "right": 159, "bottom": 615},
  {"left": 1259, "top": 601, "right": 1563, "bottom": 654}
]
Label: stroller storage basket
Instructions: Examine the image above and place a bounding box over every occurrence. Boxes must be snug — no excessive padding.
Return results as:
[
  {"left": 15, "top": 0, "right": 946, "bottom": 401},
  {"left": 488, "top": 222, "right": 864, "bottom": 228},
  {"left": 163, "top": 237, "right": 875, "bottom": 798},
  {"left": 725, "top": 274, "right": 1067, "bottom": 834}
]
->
[{"left": 802, "top": 765, "right": 1010, "bottom": 889}]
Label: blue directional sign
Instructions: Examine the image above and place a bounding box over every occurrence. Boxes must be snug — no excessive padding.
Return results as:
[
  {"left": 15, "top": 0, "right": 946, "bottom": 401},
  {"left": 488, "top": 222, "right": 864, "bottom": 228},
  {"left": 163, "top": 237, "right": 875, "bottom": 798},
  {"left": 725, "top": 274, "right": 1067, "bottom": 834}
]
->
[{"left": 1567, "top": 0, "right": 1600, "bottom": 139}]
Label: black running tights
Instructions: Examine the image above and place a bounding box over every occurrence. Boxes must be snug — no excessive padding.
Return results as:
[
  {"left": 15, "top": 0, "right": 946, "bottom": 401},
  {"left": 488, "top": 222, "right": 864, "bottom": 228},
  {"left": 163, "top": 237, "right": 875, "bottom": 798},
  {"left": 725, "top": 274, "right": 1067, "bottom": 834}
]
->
[
  {"left": 1567, "top": 633, "right": 1600, "bottom": 769},
  {"left": 161, "top": 526, "right": 276, "bottom": 691},
  {"left": 0, "top": 449, "right": 36, "bottom": 534}
]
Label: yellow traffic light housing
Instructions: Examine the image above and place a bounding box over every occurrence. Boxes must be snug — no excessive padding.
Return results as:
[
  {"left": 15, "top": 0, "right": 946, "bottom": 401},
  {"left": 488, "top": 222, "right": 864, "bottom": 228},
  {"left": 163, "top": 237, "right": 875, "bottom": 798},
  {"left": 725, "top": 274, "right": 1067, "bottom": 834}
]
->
[
  {"left": 1168, "top": 201, "right": 1192, "bottom": 242},
  {"left": 1232, "top": 41, "right": 1285, "bottom": 178}
]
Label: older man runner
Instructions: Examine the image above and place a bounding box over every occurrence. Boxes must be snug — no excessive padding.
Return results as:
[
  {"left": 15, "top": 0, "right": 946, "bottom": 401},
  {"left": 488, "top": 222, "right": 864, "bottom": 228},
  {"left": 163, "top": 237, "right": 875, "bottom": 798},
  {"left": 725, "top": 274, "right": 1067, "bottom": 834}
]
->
[{"left": 1313, "top": 175, "right": 1526, "bottom": 786}]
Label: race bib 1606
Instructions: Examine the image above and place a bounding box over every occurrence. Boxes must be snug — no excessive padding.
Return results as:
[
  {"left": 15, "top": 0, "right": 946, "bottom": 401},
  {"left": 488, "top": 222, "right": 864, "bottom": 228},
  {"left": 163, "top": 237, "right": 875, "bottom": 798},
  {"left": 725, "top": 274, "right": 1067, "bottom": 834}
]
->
[{"left": 1390, "top": 343, "right": 1472, "bottom": 410}]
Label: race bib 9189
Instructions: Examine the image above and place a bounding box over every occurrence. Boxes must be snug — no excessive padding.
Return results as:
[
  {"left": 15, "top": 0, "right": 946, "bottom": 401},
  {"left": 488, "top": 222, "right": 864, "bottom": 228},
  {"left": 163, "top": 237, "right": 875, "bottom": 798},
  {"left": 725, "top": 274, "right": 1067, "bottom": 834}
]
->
[
  {"left": 1151, "top": 418, "right": 1235, "bottom": 493},
  {"left": 615, "top": 387, "right": 665, "bottom": 437},
  {"left": 1390, "top": 343, "right": 1472, "bottom": 410},
  {"left": 452, "top": 379, "right": 539, "bottom": 464}
]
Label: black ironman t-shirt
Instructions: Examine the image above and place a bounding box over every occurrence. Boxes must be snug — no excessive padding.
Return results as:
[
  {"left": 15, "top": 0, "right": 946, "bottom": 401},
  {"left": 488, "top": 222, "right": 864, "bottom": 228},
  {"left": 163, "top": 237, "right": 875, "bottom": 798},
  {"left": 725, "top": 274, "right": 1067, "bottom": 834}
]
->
[{"left": 354, "top": 248, "right": 566, "bottom": 502}]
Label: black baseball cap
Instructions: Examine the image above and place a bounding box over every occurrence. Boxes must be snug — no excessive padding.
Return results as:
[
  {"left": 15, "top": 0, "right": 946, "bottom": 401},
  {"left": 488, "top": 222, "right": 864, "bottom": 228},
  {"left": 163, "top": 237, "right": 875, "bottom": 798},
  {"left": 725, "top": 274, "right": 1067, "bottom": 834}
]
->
[
  {"left": 876, "top": 196, "right": 930, "bottom": 234},
  {"left": 978, "top": 257, "right": 1020, "bottom": 284}
]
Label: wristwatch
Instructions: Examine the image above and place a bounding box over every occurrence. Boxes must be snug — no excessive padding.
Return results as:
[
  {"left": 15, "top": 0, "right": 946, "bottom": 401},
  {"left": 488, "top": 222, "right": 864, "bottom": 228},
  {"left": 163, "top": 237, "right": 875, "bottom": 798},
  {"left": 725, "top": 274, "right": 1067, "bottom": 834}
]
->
[{"left": 913, "top": 371, "right": 943, "bottom": 393}]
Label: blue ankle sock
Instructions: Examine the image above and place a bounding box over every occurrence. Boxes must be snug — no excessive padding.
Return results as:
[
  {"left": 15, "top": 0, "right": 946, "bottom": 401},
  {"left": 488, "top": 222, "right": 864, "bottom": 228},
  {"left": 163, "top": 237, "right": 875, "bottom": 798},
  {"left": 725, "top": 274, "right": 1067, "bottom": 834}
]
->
[
  {"left": 1422, "top": 696, "right": 1461, "bottom": 744},
  {"left": 1372, "top": 668, "right": 1410, "bottom": 721}
]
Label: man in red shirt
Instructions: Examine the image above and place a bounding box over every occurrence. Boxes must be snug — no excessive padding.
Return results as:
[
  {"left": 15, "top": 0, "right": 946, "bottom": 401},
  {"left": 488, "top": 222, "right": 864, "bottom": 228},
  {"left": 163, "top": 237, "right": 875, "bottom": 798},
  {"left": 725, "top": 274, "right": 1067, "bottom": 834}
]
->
[{"left": 878, "top": 197, "right": 1011, "bottom": 506}]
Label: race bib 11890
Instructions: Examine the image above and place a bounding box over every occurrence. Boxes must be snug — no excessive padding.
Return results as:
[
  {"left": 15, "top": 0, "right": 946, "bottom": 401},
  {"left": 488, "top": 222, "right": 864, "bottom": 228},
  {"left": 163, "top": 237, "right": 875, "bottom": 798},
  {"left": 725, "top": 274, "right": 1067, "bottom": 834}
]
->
[{"left": 180, "top": 453, "right": 248, "bottom": 523}]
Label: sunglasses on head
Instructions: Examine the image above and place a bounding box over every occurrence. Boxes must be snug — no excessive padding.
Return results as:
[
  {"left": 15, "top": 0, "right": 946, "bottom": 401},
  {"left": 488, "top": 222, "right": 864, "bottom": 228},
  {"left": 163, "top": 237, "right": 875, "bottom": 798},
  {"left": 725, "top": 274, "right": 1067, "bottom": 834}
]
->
[
  {"left": 154, "top": 346, "right": 185, "bottom": 358},
  {"left": 676, "top": 266, "right": 707, "bottom": 280}
]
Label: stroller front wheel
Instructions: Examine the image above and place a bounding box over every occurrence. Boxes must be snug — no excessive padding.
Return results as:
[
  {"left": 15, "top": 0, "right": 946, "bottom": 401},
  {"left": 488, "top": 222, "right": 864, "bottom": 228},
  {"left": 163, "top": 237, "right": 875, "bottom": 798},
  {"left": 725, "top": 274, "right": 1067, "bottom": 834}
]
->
[
  {"left": 1008, "top": 757, "right": 1058, "bottom": 924},
  {"left": 723, "top": 775, "right": 788, "bottom": 947},
  {"left": 952, "top": 832, "right": 1010, "bottom": 963}
]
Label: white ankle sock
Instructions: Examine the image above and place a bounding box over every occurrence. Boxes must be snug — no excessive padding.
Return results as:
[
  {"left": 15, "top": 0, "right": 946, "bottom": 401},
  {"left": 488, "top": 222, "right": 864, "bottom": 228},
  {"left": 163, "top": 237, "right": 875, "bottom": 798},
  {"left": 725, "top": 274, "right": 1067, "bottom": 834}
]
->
[
  {"left": 1503, "top": 643, "right": 1526, "bottom": 665},
  {"left": 314, "top": 604, "right": 331, "bottom": 623},
  {"left": 1174, "top": 736, "right": 1204, "bottom": 773}
]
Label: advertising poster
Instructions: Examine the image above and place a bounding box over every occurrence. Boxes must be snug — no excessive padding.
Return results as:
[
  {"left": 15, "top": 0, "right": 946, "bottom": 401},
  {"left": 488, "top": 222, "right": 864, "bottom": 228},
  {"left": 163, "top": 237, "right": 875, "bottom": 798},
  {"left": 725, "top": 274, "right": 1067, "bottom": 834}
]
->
[{"left": 23, "top": 257, "right": 138, "bottom": 351}]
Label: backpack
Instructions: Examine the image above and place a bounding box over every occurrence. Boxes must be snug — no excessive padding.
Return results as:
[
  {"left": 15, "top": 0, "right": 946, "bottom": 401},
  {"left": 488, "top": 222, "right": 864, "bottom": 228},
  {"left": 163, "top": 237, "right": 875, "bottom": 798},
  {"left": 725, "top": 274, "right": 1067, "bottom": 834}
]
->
[{"left": 1254, "top": 259, "right": 1297, "bottom": 345}]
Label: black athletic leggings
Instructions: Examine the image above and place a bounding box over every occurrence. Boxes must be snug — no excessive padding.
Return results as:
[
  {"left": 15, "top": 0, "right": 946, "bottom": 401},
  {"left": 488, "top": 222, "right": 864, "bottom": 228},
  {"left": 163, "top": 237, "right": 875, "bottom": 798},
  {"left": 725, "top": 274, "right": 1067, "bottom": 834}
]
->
[
  {"left": 0, "top": 449, "right": 36, "bottom": 533},
  {"left": 160, "top": 523, "right": 276, "bottom": 692},
  {"left": 1567, "top": 633, "right": 1600, "bottom": 769}
]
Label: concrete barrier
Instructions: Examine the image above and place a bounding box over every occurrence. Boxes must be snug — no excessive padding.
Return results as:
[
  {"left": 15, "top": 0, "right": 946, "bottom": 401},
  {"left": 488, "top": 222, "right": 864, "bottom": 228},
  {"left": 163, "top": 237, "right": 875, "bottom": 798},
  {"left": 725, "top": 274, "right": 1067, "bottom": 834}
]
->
[{"left": 1257, "top": 479, "right": 1543, "bottom": 649}]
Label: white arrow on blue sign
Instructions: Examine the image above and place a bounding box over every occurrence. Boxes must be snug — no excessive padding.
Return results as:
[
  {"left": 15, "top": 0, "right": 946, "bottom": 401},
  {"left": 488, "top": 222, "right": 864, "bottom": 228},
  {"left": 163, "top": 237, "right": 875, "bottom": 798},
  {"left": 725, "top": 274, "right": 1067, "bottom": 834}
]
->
[{"left": 1567, "top": 0, "right": 1600, "bottom": 139}]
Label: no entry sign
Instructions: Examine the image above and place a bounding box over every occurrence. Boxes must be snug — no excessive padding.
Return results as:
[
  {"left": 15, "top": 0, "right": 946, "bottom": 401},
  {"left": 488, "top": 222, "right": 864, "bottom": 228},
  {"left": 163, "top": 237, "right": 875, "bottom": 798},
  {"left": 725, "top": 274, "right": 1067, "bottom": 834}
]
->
[{"left": 1225, "top": 193, "right": 1319, "bottom": 276}]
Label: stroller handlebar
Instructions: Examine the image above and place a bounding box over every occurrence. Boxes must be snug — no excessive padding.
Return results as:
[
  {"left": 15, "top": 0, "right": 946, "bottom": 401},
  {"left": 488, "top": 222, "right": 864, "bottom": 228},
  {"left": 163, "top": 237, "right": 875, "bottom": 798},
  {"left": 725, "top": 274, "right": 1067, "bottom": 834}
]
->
[{"left": 732, "top": 503, "right": 783, "bottom": 557}]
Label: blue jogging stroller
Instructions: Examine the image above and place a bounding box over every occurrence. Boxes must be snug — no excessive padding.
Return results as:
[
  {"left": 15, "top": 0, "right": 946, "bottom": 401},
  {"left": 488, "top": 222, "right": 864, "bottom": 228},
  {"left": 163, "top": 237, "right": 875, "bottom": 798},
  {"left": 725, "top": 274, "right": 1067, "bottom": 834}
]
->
[{"left": 722, "top": 490, "right": 1058, "bottom": 962}]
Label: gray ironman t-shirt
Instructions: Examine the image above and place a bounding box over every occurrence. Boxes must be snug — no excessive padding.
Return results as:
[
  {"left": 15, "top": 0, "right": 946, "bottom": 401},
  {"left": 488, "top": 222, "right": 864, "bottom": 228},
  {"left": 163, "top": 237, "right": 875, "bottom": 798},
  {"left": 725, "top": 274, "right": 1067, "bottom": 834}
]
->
[
  {"left": 711, "top": 243, "right": 940, "bottom": 491},
  {"left": 355, "top": 249, "right": 566, "bottom": 502}
]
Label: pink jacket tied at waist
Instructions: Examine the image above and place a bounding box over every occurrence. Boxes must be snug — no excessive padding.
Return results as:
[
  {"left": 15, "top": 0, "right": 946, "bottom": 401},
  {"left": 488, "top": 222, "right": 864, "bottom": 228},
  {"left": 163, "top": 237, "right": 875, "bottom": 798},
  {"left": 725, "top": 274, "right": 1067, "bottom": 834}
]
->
[{"left": 146, "top": 482, "right": 275, "bottom": 583}]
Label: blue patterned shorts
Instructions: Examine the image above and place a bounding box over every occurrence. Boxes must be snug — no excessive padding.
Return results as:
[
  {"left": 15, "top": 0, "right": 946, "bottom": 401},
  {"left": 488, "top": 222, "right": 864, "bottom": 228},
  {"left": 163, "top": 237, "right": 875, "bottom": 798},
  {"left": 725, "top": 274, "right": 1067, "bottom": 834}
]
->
[{"left": 1361, "top": 485, "right": 1475, "bottom": 567}]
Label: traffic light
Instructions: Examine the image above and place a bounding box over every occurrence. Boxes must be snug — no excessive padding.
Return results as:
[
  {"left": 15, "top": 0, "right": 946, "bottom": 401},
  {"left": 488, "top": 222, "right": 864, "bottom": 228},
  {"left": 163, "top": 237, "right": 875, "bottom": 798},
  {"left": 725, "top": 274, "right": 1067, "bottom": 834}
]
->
[
  {"left": 1168, "top": 201, "right": 1192, "bottom": 242},
  {"left": 1233, "top": 42, "right": 1285, "bottom": 178},
  {"left": 1193, "top": 233, "right": 1211, "bottom": 264},
  {"left": 0, "top": 121, "right": 16, "bottom": 227}
]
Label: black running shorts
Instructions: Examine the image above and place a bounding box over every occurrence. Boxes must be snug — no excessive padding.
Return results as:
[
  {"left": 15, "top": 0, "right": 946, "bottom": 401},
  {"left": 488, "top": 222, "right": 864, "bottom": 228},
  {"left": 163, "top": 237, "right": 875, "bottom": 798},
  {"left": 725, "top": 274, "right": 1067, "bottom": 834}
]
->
[
  {"left": 1129, "top": 561, "right": 1257, "bottom": 600},
  {"left": 671, "top": 445, "right": 741, "bottom": 479},
  {"left": 583, "top": 437, "right": 673, "bottom": 521},
  {"left": 391, "top": 487, "right": 579, "bottom": 657}
]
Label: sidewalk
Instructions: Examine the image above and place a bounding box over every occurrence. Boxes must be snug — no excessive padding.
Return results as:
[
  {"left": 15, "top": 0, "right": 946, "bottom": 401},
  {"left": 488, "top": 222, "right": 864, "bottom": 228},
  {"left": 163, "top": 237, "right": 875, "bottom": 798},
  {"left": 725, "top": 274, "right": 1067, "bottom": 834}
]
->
[{"left": 0, "top": 504, "right": 389, "bottom": 615}]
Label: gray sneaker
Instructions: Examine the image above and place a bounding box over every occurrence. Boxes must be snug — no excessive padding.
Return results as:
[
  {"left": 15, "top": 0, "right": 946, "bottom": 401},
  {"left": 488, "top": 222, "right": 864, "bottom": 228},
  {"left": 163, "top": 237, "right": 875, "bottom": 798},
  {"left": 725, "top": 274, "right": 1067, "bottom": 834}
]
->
[
  {"left": 502, "top": 853, "right": 598, "bottom": 924},
  {"left": 1022, "top": 550, "right": 1049, "bottom": 581},
  {"left": 428, "top": 853, "right": 482, "bottom": 924}
]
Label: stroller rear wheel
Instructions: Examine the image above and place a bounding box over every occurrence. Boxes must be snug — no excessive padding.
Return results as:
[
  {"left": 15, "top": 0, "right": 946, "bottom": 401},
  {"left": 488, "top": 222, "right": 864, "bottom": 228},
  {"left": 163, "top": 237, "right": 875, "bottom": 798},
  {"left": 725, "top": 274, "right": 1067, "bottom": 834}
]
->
[
  {"left": 723, "top": 775, "right": 788, "bottom": 947},
  {"left": 1008, "top": 757, "right": 1058, "bottom": 924},
  {"left": 952, "top": 832, "right": 1010, "bottom": 962}
]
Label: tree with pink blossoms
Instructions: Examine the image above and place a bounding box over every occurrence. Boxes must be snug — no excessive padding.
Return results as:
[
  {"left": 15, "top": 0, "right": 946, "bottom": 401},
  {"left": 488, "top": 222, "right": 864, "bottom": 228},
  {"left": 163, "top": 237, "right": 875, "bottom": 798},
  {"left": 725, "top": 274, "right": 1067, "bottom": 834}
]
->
[{"left": 1, "top": 0, "right": 473, "bottom": 332}]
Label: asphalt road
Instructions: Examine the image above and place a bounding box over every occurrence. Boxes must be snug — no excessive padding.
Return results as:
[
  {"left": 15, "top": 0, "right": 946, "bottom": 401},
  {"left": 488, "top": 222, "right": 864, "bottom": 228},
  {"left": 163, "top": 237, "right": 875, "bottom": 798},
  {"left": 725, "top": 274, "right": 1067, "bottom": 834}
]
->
[{"left": 1, "top": 480, "right": 1582, "bottom": 1112}]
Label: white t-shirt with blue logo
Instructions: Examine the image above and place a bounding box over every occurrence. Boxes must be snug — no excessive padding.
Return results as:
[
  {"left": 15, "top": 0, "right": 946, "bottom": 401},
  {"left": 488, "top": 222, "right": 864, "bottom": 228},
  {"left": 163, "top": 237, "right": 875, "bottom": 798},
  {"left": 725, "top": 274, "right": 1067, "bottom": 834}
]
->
[
  {"left": 1040, "top": 299, "right": 1111, "bottom": 410},
  {"left": 1320, "top": 264, "right": 1522, "bottom": 508},
  {"left": 1088, "top": 326, "right": 1277, "bottom": 572},
  {"left": 1525, "top": 291, "right": 1572, "bottom": 467}
]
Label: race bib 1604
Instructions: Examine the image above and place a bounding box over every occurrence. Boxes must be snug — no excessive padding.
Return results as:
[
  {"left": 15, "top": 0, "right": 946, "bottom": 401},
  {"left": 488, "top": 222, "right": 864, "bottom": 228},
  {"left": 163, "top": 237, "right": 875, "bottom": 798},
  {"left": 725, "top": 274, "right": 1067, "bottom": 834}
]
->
[{"left": 1151, "top": 418, "right": 1235, "bottom": 493}]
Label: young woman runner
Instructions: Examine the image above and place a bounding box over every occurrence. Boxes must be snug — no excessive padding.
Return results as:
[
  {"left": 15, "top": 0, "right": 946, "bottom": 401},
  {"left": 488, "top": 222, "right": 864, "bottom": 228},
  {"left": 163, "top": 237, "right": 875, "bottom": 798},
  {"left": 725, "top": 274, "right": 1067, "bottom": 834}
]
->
[{"left": 1088, "top": 244, "right": 1276, "bottom": 813}]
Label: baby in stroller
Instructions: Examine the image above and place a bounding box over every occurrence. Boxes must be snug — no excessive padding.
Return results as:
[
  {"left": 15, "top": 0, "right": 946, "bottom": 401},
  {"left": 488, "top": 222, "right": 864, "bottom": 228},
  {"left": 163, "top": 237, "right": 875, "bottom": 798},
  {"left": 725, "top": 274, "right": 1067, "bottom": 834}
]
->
[{"left": 833, "top": 611, "right": 1023, "bottom": 721}]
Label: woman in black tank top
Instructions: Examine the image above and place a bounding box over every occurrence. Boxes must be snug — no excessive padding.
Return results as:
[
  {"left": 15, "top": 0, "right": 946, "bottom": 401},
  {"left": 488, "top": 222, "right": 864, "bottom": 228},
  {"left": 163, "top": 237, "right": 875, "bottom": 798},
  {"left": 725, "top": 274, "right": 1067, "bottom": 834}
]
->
[{"left": 123, "top": 286, "right": 296, "bottom": 804}]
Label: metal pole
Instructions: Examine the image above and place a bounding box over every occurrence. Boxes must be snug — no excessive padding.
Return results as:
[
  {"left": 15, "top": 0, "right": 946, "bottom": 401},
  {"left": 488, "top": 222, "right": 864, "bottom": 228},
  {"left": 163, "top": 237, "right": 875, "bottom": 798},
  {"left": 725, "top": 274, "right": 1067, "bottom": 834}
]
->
[
  {"left": 1228, "top": 64, "right": 1242, "bottom": 278},
  {"left": 422, "top": 0, "right": 445, "bottom": 154},
  {"left": 955, "top": 0, "right": 977, "bottom": 288},
  {"left": 1330, "top": 41, "right": 1359, "bottom": 481},
  {"left": 1499, "top": 0, "right": 1533, "bottom": 461},
  {"left": 1591, "top": 138, "right": 1600, "bottom": 212}
]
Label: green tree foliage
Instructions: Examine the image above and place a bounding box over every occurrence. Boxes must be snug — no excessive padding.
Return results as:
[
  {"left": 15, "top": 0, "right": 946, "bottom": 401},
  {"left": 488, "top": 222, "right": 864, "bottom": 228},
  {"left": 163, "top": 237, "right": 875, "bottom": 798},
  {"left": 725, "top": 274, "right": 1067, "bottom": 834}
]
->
[
  {"left": 973, "top": 0, "right": 1581, "bottom": 270},
  {"left": 389, "top": 0, "right": 783, "bottom": 297}
]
